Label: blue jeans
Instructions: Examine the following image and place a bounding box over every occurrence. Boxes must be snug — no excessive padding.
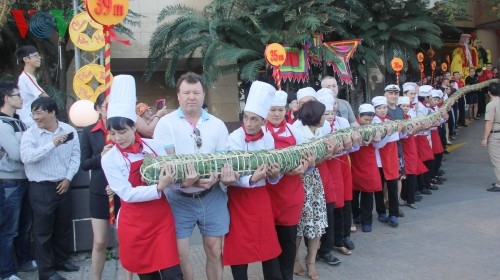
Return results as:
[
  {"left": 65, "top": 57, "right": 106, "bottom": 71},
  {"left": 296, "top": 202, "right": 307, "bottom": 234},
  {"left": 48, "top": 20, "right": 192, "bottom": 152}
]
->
[{"left": 0, "top": 180, "right": 28, "bottom": 278}]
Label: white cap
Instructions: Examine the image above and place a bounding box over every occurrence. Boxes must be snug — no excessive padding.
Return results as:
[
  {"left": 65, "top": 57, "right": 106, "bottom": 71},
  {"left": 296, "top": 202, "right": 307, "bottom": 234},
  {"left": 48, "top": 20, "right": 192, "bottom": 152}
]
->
[
  {"left": 316, "top": 88, "right": 334, "bottom": 111},
  {"left": 397, "top": 96, "right": 410, "bottom": 106},
  {"left": 371, "top": 96, "right": 387, "bottom": 107},
  {"left": 431, "top": 89, "right": 444, "bottom": 99},
  {"left": 296, "top": 87, "right": 316, "bottom": 101},
  {"left": 418, "top": 85, "right": 433, "bottom": 97},
  {"left": 384, "top": 84, "right": 400, "bottom": 92},
  {"left": 271, "top": 90, "right": 288, "bottom": 107},
  {"left": 107, "top": 75, "right": 137, "bottom": 122},
  {"left": 244, "top": 81, "right": 275, "bottom": 119},
  {"left": 402, "top": 82, "right": 417, "bottom": 92},
  {"left": 359, "top": 104, "right": 375, "bottom": 114}
]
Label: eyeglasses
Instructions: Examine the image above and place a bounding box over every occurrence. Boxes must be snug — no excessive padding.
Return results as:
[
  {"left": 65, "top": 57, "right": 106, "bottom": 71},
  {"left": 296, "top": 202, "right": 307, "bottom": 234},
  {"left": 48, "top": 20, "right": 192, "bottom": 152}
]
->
[
  {"left": 30, "top": 110, "right": 47, "bottom": 117},
  {"left": 192, "top": 128, "right": 202, "bottom": 148},
  {"left": 27, "top": 54, "right": 41, "bottom": 59},
  {"left": 8, "top": 94, "right": 21, "bottom": 97}
]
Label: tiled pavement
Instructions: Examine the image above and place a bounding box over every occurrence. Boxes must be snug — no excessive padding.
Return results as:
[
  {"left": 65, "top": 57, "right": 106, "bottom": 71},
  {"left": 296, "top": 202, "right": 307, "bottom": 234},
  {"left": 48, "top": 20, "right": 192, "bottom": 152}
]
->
[{"left": 18, "top": 118, "right": 500, "bottom": 279}]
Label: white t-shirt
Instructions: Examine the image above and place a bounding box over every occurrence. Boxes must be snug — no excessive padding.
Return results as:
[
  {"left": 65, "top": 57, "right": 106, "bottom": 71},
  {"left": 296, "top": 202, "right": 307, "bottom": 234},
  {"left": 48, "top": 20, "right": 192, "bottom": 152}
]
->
[{"left": 17, "top": 72, "right": 44, "bottom": 127}]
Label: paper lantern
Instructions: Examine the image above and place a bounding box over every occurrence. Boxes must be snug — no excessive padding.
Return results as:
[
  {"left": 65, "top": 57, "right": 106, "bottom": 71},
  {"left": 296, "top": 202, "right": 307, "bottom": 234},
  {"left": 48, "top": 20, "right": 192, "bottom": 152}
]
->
[
  {"left": 69, "top": 99, "right": 99, "bottom": 127},
  {"left": 390, "top": 57, "right": 404, "bottom": 72},
  {"left": 417, "top": 52, "right": 424, "bottom": 63}
]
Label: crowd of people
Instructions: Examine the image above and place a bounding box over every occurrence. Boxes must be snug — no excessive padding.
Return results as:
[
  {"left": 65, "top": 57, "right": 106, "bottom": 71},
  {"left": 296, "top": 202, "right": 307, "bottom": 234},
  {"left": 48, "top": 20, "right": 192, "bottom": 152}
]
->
[{"left": 0, "top": 44, "right": 499, "bottom": 280}]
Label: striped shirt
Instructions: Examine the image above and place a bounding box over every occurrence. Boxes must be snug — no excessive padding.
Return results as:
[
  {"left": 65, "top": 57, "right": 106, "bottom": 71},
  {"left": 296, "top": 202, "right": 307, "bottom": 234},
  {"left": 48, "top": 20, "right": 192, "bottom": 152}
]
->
[{"left": 20, "top": 121, "right": 80, "bottom": 182}]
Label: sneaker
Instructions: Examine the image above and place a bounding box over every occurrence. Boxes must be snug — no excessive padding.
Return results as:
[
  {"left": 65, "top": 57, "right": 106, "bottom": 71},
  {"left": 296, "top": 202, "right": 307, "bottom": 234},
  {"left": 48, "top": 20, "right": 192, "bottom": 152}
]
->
[
  {"left": 4, "top": 275, "right": 21, "bottom": 280},
  {"left": 317, "top": 252, "right": 341, "bottom": 265},
  {"left": 415, "top": 195, "right": 423, "bottom": 202},
  {"left": 362, "top": 224, "right": 372, "bottom": 232},
  {"left": 378, "top": 214, "right": 388, "bottom": 223},
  {"left": 17, "top": 260, "right": 37, "bottom": 272},
  {"left": 388, "top": 216, "right": 399, "bottom": 227}
]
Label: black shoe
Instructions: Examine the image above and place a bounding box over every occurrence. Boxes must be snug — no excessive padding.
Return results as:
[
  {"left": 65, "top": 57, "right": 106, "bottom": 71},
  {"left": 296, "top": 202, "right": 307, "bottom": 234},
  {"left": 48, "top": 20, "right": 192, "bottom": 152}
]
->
[
  {"left": 428, "top": 184, "right": 439, "bottom": 190},
  {"left": 343, "top": 237, "right": 355, "bottom": 250},
  {"left": 353, "top": 217, "right": 360, "bottom": 224},
  {"left": 487, "top": 186, "right": 500, "bottom": 192},
  {"left": 421, "top": 189, "right": 432, "bottom": 195},
  {"left": 54, "top": 261, "right": 79, "bottom": 272},
  {"left": 48, "top": 272, "right": 67, "bottom": 280},
  {"left": 414, "top": 196, "right": 422, "bottom": 202},
  {"left": 438, "top": 170, "right": 445, "bottom": 176},
  {"left": 436, "top": 176, "right": 447, "bottom": 181},
  {"left": 317, "top": 252, "right": 341, "bottom": 265},
  {"left": 430, "top": 179, "right": 443, "bottom": 185}
]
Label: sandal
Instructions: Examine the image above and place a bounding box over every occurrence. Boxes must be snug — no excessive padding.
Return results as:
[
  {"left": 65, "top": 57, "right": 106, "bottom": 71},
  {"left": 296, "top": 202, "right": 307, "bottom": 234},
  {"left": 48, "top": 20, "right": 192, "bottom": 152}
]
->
[
  {"left": 306, "top": 262, "right": 319, "bottom": 280},
  {"left": 294, "top": 260, "right": 305, "bottom": 276},
  {"left": 350, "top": 225, "right": 357, "bottom": 233}
]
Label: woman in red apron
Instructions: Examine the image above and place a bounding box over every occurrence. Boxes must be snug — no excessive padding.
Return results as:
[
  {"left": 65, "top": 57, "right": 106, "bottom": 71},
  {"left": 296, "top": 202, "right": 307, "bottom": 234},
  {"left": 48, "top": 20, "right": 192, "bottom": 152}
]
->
[
  {"left": 429, "top": 92, "right": 446, "bottom": 186},
  {"left": 101, "top": 75, "right": 182, "bottom": 280},
  {"left": 221, "top": 81, "right": 283, "bottom": 280},
  {"left": 372, "top": 96, "right": 401, "bottom": 228},
  {"left": 265, "top": 90, "right": 307, "bottom": 280}
]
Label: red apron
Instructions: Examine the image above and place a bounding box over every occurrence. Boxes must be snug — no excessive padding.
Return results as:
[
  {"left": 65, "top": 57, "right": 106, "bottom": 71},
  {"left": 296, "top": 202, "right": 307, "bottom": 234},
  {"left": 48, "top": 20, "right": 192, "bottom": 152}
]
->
[
  {"left": 266, "top": 126, "right": 305, "bottom": 226},
  {"left": 416, "top": 135, "right": 434, "bottom": 162},
  {"left": 338, "top": 154, "right": 353, "bottom": 201},
  {"left": 319, "top": 161, "right": 337, "bottom": 205},
  {"left": 430, "top": 129, "right": 444, "bottom": 154},
  {"left": 379, "top": 141, "right": 400, "bottom": 180},
  {"left": 325, "top": 159, "right": 343, "bottom": 207},
  {"left": 350, "top": 145, "right": 382, "bottom": 192},
  {"left": 117, "top": 143, "right": 179, "bottom": 274},
  {"left": 223, "top": 186, "right": 281, "bottom": 265},
  {"left": 401, "top": 136, "right": 419, "bottom": 175}
]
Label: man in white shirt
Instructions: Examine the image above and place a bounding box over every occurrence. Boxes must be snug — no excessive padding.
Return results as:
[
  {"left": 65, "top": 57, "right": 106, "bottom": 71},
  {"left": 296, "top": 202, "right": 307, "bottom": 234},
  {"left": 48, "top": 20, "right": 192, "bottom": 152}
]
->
[
  {"left": 20, "top": 97, "right": 80, "bottom": 280},
  {"left": 15, "top": 45, "right": 49, "bottom": 128},
  {"left": 321, "top": 76, "right": 357, "bottom": 126},
  {"left": 154, "top": 72, "right": 229, "bottom": 280}
]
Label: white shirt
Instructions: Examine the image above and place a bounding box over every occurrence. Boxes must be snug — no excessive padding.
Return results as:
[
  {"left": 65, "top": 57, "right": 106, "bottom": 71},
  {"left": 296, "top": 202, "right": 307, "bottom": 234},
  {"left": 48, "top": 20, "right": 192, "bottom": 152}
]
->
[
  {"left": 153, "top": 108, "right": 228, "bottom": 193},
  {"left": 101, "top": 139, "right": 166, "bottom": 203},
  {"left": 372, "top": 116, "right": 399, "bottom": 167},
  {"left": 17, "top": 72, "right": 44, "bottom": 127},
  {"left": 20, "top": 121, "right": 80, "bottom": 182},
  {"left": 291, "top": 120, "right": 325, "bottom": 144},
  {"left": 324, "top": 116, "right": 360, "bottom": 155},
  {"left": 226, "top": 127, "right": 280, "bottom": 187},
  {"left": 265, "top": 123, "right": 304, "bottom": 145}
]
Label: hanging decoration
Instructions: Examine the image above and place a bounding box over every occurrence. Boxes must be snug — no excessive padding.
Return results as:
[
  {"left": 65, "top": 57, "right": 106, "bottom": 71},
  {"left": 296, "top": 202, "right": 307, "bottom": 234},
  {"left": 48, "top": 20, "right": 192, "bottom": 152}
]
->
[
  {"left": 69, "top": 12, "right": 105, "bottom": 52},
  {"left": 28, "top": 11, "right": 56, "bottom": 38},
  {"left": 417, "top": 52, "right": 425, "bottom": 84},
  {"left": 73, "top": 64, "right": 112, "bottom": 102},
  {"left": 10, "top": 9, "right": 73, "bottom": 39},
  {"left": 431, "top": 60, "right": 437, "bottom": 85},
  {"left": 10, "top": 10, "right": 36, "bottom": 38},
  {"left": 279, "top": 46, "right": 309, "bottom": 83},
  {"left": 322, "top": 39, "right": 362, "bottom": 86},
  {"left": 390, "top": 57, "right": 404, "bottom": 85},
  {"left": 264, "top": 43, "right": 287, "bottom": 90},
  {"left": 441, "top": 62, "right": 448, "bottom": 72}
]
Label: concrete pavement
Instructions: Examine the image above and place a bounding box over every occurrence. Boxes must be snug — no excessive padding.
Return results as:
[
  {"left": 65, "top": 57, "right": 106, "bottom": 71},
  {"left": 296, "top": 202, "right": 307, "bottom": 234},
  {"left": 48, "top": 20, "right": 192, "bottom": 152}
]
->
[{"left": 18, "top": 118, "right": 500, "bottom": 280}]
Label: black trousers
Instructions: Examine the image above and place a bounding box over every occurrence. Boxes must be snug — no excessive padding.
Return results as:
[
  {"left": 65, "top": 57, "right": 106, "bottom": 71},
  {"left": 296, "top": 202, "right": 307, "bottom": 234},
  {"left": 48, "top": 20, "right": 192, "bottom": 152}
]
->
[
  {"left": 318, "top": 202, "right": 334, "bottom": 256},
  {"left": 138, "top": 265, "right": 183, "bottom": 280},
  {"left": 401, "top": 175, "right": 416, "bottom": 204},
  {"left": 458, "top": 96, "right": 466, "bottom": 126},
  {"left": 433, "top": 153, "right": 444, "bottom": 178},
  {"left": 333, "top": 202, "right": 352, "bottom": 247},
  {"left": 29, "top": 182, "right": 72, "bottom": 279},
  {"left": 352, "top": 191, "right": 374, "bottom": 226},
  {"left": 478, "top": 90, "right": 486, "bottom": 115},
  {"left": 275, "top": 225, "right": 297, "bottom": 280},
  {"left": 375, "top": 169, "right": 399, "bottom": 217},
  {"left": 231, "top": 258, "right": 282, "bottom": 280}
]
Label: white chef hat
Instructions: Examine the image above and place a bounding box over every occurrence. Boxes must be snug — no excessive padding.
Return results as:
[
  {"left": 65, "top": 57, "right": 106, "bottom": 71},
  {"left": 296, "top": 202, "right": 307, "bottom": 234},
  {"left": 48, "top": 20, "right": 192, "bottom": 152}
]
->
[
  {"left": 316, "top": 88, "right": 335, "bottom": 111},
  {"left": 402, "top": 82, "right": 418, "bottom": 93},
  {"left": 359, "top": 104, "right": 375, "bottom": 114},
  {"left": 431, "top": 89, "right": 444, "bottom": 99},
  {"left": 107, "top": 75, "right": 137, "bottom": 122},
  {"left": 271, "top": 90, "right": 288, "bottom": 107},
  {"left": 397, "top": 96, "right": 410, "bottom": 106},
  {"left": 371, "top": 96, "right": 387, "bottom": 107},
  {"left": 296, "top": 87, "right": 316, "bottom": 101},
  {"left": 418, "top": 85, "right": 433, "bottom": 97},
  {"left": 244, "top": 81, "right": 276, "bottom": 119},
  {"left": 384, "top": 84, "right": 400, "bottom": 92}
]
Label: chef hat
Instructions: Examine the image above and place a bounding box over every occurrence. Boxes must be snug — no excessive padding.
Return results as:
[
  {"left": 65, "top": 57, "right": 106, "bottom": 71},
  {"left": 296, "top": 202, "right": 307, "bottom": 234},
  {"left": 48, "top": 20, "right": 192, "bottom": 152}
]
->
[
  {"left": 107, "top": 75, "right": 137, "bottom": 122},
  {"left": 244, "top": 81, "right": 276, "bottom": 119},
  {"left": 384, "top": 84, "right": 400, "bottom": 92},
  {"left": 371, "top": 96, "right": 387, "bottom": 107},
  {"left": 271, "top": 90, "right": 288, "bottom": 107},
  {"left": 418, "top": 85, "right": 433, "bottom": 97},
  {"left": 316, "top": 88, "right": 335, "bottom": 111},
  {"left": 431, "top": 89, "right": 444, "bottom": 99},
  {"left": 359, "top": 104, "right": 375, "bottom": 114},
  {"left": 296, "top": 87, "right": 316, "bottom": 101},
  {"left": 402, "top": 82, "right": 418, "bottom": 93},
  {"left": 397, "top": 96, "right": 410, "bottom": 106}
]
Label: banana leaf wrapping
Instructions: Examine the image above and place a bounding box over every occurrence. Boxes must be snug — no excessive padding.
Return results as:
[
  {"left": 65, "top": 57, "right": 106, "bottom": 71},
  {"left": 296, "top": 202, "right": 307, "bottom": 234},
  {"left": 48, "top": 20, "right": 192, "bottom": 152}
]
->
[{"left": 141, "top": 79, "right": 498, "bottom": 184}]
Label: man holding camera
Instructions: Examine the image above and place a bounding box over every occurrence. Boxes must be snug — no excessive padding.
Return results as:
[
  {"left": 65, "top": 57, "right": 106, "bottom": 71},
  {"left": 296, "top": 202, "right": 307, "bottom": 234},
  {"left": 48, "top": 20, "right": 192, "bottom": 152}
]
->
[{"left": 20, "top": 97, "right": 80, "bottom": 280}]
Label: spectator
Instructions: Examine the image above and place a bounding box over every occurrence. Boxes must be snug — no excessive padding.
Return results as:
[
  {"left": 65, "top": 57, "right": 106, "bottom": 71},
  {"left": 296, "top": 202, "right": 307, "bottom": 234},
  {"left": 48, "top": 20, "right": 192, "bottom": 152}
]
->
[
  {"left": 136, "top": 102, "right": 153, "bottom": 123},
  {"left": 320, "top": 76, "right": 357, "bottom": 126},
  {"left": 15, "top": 45, "right": 49, "bottom": 128},
  {"left": 0, "top": 81, "right": 34, "bottom": 280},
  {"left": 153, "top": 72, "right": 229, "bottom": 280},
  {"left": 20, "top": 97, "right": 80, "bottom": 280},
  {"left": 465, "top": 67, "right": 479, "bottom": 120},
  {"left": 136, "top": 102, "right": 168, "bottom": 138},
  {"left": 481, "top": 83, "right": 500, "bottom": 191}
]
